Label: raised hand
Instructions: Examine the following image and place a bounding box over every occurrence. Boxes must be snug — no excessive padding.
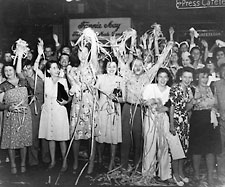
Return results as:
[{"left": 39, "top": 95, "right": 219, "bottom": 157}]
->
[{"left": 201, "top": 39, "right": 208, "bottom": 48}]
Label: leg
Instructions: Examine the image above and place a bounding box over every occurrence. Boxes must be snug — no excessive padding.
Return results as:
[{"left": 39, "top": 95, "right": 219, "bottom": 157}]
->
[
  {"left": 206, "top": 153, "right": 215, "bottom": 185},
  {"left": 217, "top": 120, "right": 225, "bottom": 177},
  {"left": 59, "top": 141, "right": 68, "bottom": 171},
  {"left": 8, "top": 149, "right": 17, "bottom": 174},
  {"left": 87, "top": 139, "right": 96, "bottom": 174},
  {"left": 192, "top": 154, "right": 202, "bottom": 179},
  {"left": 49, "top": 140, "right": 56, "bottom": 168},
  {"left": 97, "top": 142, "right": 104, "bottom": 164},
  {"left": 109, "top": 144, "right": 117, "bottom": 171},
  {"left": 41, "top": 139, "right": 50, "bottom": 163},
  {"left": 132, "top": 106, "right": 142, "bottom": 168},
  {"left": 120, "top": 104, "right": 132, "bottom": 169},
  {"left": 142, "top": 113, "right": 157, "bottom": 175},
  {"left": 28, "top": 105, "right": 40, "bottom": 166},
  {"left": 172, "top": 159, "right": 181, "bottom": 181},
  {"left": 20, "top": 147, "right": 27, "bottom": 173},
  {"left": 172, "top": 159, "right": 184, "bottom": 186},
  {"left": 178, "top": 159, "right": 184, "bottom": 177},
  {"left": 72, "top": 140, "right": 80, "bottom": 170},
  {"left": 178, "top": 158, "right": 189, "bottom": 183}
]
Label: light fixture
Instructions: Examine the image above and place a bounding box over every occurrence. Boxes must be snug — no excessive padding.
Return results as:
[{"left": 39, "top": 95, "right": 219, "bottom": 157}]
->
[{"left": 66, "top": 0, "right": 73, "bottom": 2}]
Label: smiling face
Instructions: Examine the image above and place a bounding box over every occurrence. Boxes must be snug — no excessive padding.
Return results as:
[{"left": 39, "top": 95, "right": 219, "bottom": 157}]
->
[
  {"left": 132, "top": 59, "right": 144, "bottom": 75},
  {"left": 47, "top": 63, "right": 60, "bottom": 77},
  {"left": 157, "top": 72, "right": 169, "bottom": 87},
  {"left": 59, "top": 54, "right": 70, "bottom": 68},
  {"left": 182, "top": 56, "right": 192, "bottom": 67},
  {"left": 23, "top": 65, "right": 34, "bottom": 78},
  {"left": 180, "top": 71, "right": 193, "bottom": 87},
  {"left": 216, "top": 50, "right": 225, "bottom": 61},
  {"left": 4, "top": 53, "right": 12, "bottom": 63},
  {"left": 191, "top": 48, "right": 201, "bottom": 61},
  {"left": 170, "top": 52, "right": 179, "bottom": 63},
  {"left": 198, "top": 73, "right": 209, "bottom": 87},
  {"left": 4, "top": 65, "right": 16, "bottom": 80},
  {"left": 106, "top": 61, "right": 117, "bottom": 75},
  {"left": 180, "top": 43, "right": 188, "bottom": 53}
]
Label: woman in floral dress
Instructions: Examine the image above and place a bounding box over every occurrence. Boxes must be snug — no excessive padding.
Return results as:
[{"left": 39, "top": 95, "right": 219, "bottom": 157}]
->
[
  {"left": 169, "top": 67, "right": 194, "bottom": 186},
  {"left": 68, "top": 45, "right": 99, "bottom": 174},
  {"left": 0, "top": 62, "right": 32, "bottom": 174}
]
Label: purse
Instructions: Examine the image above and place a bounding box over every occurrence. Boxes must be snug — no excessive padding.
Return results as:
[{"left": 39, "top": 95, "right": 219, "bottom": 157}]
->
[
  {"left": 167, "top": 133, "right": 186, "bottom": 160},
  {"left": 57, "top": 82, "right": 68, "bottom": 102}
]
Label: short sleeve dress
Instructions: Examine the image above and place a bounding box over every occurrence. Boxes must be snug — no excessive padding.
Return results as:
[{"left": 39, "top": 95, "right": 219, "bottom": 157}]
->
[
  {"left": 0, "top": 79, "right": 32, "bottom": 149},
  {"left": 95, "top": 74, "right": 124, "bottom": 144},
  {"left": 169, "top": 83, "right": 192, "bottom": 155},
  {"left": 38, "top": 77, "right": 70, "bottom": 141}
]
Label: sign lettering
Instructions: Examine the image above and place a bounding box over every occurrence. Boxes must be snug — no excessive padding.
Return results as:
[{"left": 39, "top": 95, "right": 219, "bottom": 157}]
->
[
  {"left": 69, "top": 18, "right": 131, "bottom": 40},
  {"left": 176, "top": 0, "right": 225, "bottom": 9}
]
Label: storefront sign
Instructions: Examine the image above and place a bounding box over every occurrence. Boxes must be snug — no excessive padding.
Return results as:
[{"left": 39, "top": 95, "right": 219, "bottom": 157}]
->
[
  {"left": 198, "top": 30, "right": 224, "bottom": 37},
  {"left": 176, "top": 0, "right": 225, "bottom": 9},
  {"left": 69, "top": 18, "right": 131, "bottom": 40}
]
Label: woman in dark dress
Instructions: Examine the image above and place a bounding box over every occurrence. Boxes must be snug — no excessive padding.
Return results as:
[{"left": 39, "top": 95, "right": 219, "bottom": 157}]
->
[{"left": 189, "top": 68, "right": 217, "bottom": 186}]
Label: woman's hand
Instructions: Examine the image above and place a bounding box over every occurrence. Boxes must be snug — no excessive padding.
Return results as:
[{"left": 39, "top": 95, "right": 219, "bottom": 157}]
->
[
  {"left": 57, "top": 99, "right": 68, "bottom": 106},
  {"left": 109, "top": 93, "right": 117, "bottom": 101},
  {"left": 169, "top": 124, "right": 176, "bottom": 136},
  {"left": 8, "top": 104, "right": 17, "bottom": 112}
]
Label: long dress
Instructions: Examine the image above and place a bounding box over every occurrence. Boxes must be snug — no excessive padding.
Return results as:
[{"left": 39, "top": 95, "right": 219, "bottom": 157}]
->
[
  {"left": 142, "top": 83, "right": 171, "bottom": 180},
  {"left": 169, "top": 83, "right": 192, "bottom": 155},
  {"left": 189, "top": 86, "right": 217, "bottom": 154},
  {"left": 0, "top": 79, "right": 32, "bottom": 149},
  {"left": 38, "top": 77, "right": 69, "bottom": 141},
  {"left": 95, "top": 74, "right": 124, "bottom": 144},
  {"left": 70, "top": 65, "right": 99, "bottom": 140}
]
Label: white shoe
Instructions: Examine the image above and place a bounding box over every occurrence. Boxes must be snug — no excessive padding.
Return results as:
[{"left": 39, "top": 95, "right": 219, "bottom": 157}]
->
[
  {"left": 173, "top": 175, "right": 184, "bottom": 186},
  {"left": 180, "top": 176, "right": 189, "bottom": 183}
]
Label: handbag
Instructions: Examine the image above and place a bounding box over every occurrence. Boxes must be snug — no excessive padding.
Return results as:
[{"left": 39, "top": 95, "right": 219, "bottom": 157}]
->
[
  {"left": 57, "top": 82, "right": 68, "bottom": 102},
  {"left": 167, "top": 133, "right": 186, "bottom": 160}
]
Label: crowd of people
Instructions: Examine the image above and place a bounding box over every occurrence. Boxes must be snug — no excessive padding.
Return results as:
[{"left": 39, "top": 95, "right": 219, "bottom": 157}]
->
[{"left": 0, "top": 24, "right": 225, "bottom": 187}]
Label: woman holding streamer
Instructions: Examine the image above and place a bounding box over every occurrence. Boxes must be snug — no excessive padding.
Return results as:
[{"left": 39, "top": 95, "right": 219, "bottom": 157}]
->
[
  {"left": 95, "top": 60, "right": 125, "bottom": 171},
  {"left": 142, "top": 68, "right": 172, "bottom": 181}
]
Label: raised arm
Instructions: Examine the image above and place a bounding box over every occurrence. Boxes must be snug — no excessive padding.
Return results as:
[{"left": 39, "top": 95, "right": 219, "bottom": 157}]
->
[
  {"left": 33, "top": 38, "right": 45, "bottom": 81},
  {"left": 201, "top": 39, "right": 209, "bottom": 62}
]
